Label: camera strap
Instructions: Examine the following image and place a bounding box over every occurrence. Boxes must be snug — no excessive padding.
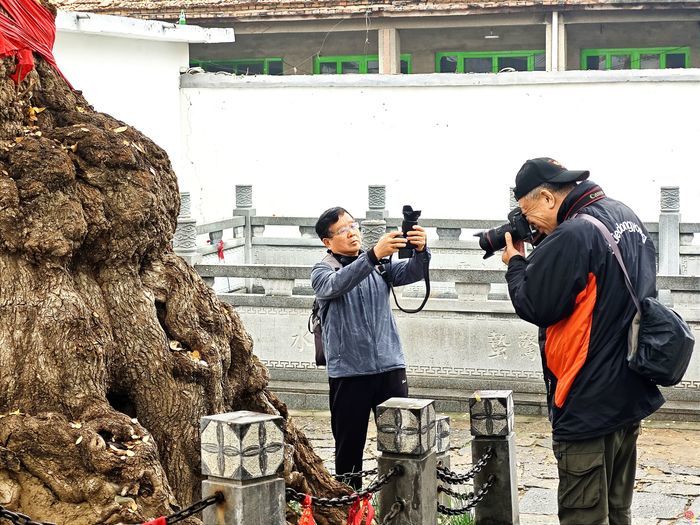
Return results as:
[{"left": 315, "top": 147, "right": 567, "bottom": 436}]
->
[{"left": 380, "top": 255, "right": 431, "bottom": 314}]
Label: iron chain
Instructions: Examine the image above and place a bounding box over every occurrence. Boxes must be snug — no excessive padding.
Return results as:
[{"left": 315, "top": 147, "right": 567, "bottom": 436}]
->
[
  {"left": 335, "top": 468, "right": 377, "bottom": 480},
  {"left": 380, "top": 499, "right": 404, "bottom": 524},
  {"left": 285, "top": 465, "right": 403, "bottom": 508},
  {"left": 437, "top": 474, "right": 496, "bottom": 516},
  {"left": 162, "top": 492, "right": 223, "bottom": 524},
  {"left": 436, "top": 447, "right": 493, "bottom": 485},
  {"left": 0, "top": 505, "right": 55, "bottom": 525}
]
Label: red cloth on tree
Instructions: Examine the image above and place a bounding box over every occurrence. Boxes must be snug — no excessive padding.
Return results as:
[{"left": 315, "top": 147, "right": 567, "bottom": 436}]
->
[
  {"left": 142, "top": 518, "right": 166, "bottom": 525},
  {"left": 347, "top": 494, "right": 375, "bottom": 525},
  {"left": 0, "top": 0, "right": 66, "bottom": 84},
  {"left": 298, "top": 494, "right": 317, "bottom": 525}
]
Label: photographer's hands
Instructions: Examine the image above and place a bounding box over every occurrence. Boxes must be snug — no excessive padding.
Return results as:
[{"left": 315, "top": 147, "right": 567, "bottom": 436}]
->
[
  {"left": 502, "top": 232, "right": 525, "bottom": 265},
  {"left": 374, "top": 226, "right": 427, "bottom": 259}
]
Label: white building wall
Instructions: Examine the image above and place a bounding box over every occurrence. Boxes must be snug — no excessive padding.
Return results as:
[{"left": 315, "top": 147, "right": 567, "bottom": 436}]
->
[
  {"left": 181, "top": 71, "right": 700, "bottom": 224},
  {"left": 54, "top": 32, "right": 191, "bottom": 186}
]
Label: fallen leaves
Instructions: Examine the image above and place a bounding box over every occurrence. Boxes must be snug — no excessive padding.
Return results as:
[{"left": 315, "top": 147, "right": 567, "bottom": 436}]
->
[{"left": 113, "top": 126, "right": 128, "bottom": 133}]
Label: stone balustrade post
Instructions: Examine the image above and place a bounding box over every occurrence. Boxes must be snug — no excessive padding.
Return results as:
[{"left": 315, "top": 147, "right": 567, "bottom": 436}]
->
[
  {"left": 469, "top": 390, "right": 519, "bottom": 525},
  {"left": 658, "top": 186, "right": 680, "bottom": 275},
  {"left": 173, "top": 192, "right": 201, "bottom": 266},
  {"left": 367, "top": 184, "right": 389, "bottom": 219},
  {"left": 361, "top": 219, "right": 387, "bottom": 252},
  {"left": 200, "top": 411, "right": 286, "bottom": 525},
  {"left": 234, "top": 185, "right": 255, "bottom": 292},
  {"left": 509, "top": 186, "right": 518, "bottom": 210},
  {"left": 377, "top": 397, "right": 437, "bottom": 525}
]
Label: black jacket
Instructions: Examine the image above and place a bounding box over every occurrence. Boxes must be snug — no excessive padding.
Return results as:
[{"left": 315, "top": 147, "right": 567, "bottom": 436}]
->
[{"left": 506, "top": 181, "right": 664, "bottom": 441}]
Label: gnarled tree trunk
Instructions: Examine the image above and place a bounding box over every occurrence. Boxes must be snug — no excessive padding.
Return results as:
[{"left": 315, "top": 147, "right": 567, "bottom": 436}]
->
[{"left": 0, "top": 6, "right": 348, "bottom": 524}]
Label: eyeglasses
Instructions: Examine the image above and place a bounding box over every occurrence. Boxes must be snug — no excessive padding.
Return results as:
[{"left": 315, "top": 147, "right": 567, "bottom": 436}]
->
[{"left": 330, "top": 222, "right": 360, "bottom": 237}]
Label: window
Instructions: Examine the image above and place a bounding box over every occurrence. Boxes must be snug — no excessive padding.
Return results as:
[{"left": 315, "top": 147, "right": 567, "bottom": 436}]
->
[
  {"left": 435, "top": 51, "right": 546, "bottom": 73},
  {"left": 190, "top": 58, "right": 284, "bottom": 75},
  {"left": 581, "top": 47, "right": 690, "bottom": 70},
  {"left": 313, "top": 55, "right": 412, "bottom": 74}
]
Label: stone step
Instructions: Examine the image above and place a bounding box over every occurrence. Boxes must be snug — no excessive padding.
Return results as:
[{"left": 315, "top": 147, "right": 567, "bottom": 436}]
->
[{"left": 269, "top": 379, "right": 700, "bottom": 421}]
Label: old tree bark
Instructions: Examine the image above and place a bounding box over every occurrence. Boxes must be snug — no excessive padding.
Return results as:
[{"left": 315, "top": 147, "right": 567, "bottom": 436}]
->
[{"left": 0, "top": 9, "right": 348, "bottom": 525}]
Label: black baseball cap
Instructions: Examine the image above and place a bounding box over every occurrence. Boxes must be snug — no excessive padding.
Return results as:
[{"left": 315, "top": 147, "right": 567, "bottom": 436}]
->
[{"left": 513, "top": 157, "right": 589, "bottom": 200}]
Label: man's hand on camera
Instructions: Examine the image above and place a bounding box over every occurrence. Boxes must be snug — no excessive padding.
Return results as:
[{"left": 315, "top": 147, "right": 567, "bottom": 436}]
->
[
  {"left": 374, "top": 231, "right": 408, "bottom": 259},
  {"left": 406, "top": 225, "right": 427, "bottom": 252},
  {"left": 502, "top": 232, "right": 525, "bottom": 265}
]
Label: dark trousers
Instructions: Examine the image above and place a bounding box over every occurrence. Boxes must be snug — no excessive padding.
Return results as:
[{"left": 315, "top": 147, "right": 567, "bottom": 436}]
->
[
  {"left": 553, "top": 422, "right": 640, "bottom": 525},
  {"left": 328, "top": 368, "right": 408, "bottom": 489}
]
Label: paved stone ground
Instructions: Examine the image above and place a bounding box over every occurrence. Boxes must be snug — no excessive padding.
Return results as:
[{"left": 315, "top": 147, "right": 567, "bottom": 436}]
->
[{"left": 290, "top": 410, "right": 700, "bottom": 525}]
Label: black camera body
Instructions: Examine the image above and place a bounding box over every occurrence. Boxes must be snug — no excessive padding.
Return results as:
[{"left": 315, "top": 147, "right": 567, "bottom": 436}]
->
[
  {"left": 475, "top": 207, "right": 538, "bottom": 259},
  {"left": 399, "top": 205, "right": 421, "bottom": 259}
]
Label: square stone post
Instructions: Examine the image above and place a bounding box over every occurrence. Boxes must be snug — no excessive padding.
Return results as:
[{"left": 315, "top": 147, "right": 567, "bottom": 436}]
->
[
  {"left": 377, "top": 397, "right": 437, "bottom": 525},
  {"left": 435, "top": 415, "right": 451, "bottom": 508},
  {"left": 173, "top": 192, "right": 201, "bottom": 266},
  {"left": 200, "top": 411, "right": 286, "bottom": 525},
  {"left": 378, "top": 28, "right": 401, "bottom": 75},
  {"left": 469, "top": 390, "right": 519, "bottom": 525},
  {"left": 658, "top": 186, "right": 680, "bottom": 275}
]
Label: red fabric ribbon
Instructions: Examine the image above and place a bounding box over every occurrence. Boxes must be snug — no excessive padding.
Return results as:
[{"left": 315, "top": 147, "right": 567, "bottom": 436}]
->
[
  {"left": 298, "top": 494, "right": 317, "bottom": 525},
  {"left": 0, "top": 0, "right": 67, "bottom": 84},
  {"left": 216, "top": 239, "right": 225, "bottom": 261},
  {"left": 347, "top": 493, "right": 374, "bottom": 525},
  {"left": 141, "top": 518, "right": 166, "bottom": 525}
]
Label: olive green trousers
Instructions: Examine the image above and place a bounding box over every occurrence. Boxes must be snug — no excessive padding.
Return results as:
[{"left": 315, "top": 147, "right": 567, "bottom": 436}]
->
[{"left": 553, "top": 422, "right": 640, "bottom": 525}]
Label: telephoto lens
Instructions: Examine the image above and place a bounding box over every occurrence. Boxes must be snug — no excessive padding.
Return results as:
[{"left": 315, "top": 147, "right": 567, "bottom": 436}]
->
[
  {"left": 475, "top": 207, "right": 538, "bottom": 259},
  {"left": 399, "top": 205, "right": 421, "bottom": 259}
]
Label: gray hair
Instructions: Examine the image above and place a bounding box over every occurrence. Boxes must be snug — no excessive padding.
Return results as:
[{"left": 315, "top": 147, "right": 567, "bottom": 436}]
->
[{"left": 522, "top": 182, "right": 576, "bottom": 202}]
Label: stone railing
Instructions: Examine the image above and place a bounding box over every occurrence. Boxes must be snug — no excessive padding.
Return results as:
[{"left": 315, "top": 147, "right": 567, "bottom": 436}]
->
[
  {"left": 197, "top": 391, "right": 519, "bottom": 524},
  {"left": 179, "top": 185, "right": 700, "bottom": 418},
  {"left": 177, "top": 184, "right": 700, "bottom": 277}
]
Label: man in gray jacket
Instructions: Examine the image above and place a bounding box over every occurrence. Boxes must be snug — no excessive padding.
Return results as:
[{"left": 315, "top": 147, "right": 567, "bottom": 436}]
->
[{"left": 311, "top": 206, "right": 430, "bottom": 488}]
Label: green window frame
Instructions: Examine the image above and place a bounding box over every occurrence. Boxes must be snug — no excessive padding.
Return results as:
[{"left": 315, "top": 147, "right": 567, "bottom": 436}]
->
[
  {"left": 313, "top": 54, "right": 412, "bottom": 74},
  {"left": 580, "top": 47, "right": 690, "bottom": 70},
  {"left": 435, "top": 50, "right": 546, "bottom": 73},
  {"left": 190, "top": 58, "right": 284, "bottom": 75}
]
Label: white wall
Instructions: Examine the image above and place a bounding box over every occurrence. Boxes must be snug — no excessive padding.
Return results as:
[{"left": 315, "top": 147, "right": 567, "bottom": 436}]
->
[
  {"left": 181, "top": 71, "right": 700, "bottom": 224},
  {"left": 53, "top": 32, "right": 192, "bottom": 188}
]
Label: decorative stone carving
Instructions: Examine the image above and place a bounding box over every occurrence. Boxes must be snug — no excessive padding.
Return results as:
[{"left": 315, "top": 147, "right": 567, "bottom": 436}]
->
[
  {"left": 368, "top": 185, "right": 386, "bottom": 210},
  {"left": 174, "top": 192, "right": 198, "bottom": 258},
  {"left": 376, "top": 398, "right": 436, "bottom": 455},
  {"left": 200, "top": 411, "right": 284, "bottom": 480},
  {"left": 236, "top": 185, "right": 253, "bottom": 209},
  {"left": 469, "top": 390, "right": 514, "bottom": 437},
  {"left": 660, "top": 186, "right": 680, "bottom": 213},
  {"left": 361, "top": 219, "right": 386, "bottom": 252},
  {"left": 509, "top": 186, "right": 517, "bottom": 210}
]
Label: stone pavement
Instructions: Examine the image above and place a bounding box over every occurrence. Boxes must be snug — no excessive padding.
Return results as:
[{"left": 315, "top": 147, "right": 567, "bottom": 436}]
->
[{"left": 290, "top": 410, "right": 700, "bottom": 525}]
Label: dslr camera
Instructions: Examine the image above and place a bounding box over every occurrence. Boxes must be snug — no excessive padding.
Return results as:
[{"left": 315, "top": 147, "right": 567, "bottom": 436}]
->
[
  {"left": 475, "top": 207, "right": 543, "bottom": 259},
  {"left": 399, "top": 205, "right": 421, "bottom": 259}
]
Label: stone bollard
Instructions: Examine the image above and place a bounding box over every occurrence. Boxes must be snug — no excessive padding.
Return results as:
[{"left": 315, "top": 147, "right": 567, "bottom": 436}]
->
[
  {"left": 367, "top": 184, "right": 389, "bottom": 219},
  {"left": 173, "top": 192, "right": 201, "bottom": 266},
  {"left": 469, "top": 390, "right": 519, "bottom": 525},
  {"left": 658, "top": 186, "right": 680, "bottom": 275},
  {"left": 200, "top": 411, "right": 286, "bottom": 525},
  {"left": 377, "top": 397, "right": 437, "bottom": 525}
]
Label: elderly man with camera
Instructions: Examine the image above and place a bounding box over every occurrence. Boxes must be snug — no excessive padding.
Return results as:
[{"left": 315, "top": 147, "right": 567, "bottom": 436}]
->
[
  {"left": 311, "top": 206, "right": 430, "bottom": 488},
  {"left": 498, "top": 158, "right": 664, "bottom": 525}
]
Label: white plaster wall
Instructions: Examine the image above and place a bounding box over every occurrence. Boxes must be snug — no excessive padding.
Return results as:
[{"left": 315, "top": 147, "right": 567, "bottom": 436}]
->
[
  {"left": 181, "top": 72, "right": 700, "bottom": 224},
  {"left": 53, "top": 32, "right": 192, "bottom": 189}
]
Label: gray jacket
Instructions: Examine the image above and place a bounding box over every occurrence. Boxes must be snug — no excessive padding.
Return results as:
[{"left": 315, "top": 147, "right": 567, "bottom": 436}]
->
[{"left": 310, "top": 249, "right": 431, "bottom": 378}]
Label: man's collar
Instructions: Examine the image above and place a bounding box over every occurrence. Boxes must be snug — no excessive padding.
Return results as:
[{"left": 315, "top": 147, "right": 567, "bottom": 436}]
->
[{"left": 558, "top": 181, "right": 606, "bottom": 223}]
